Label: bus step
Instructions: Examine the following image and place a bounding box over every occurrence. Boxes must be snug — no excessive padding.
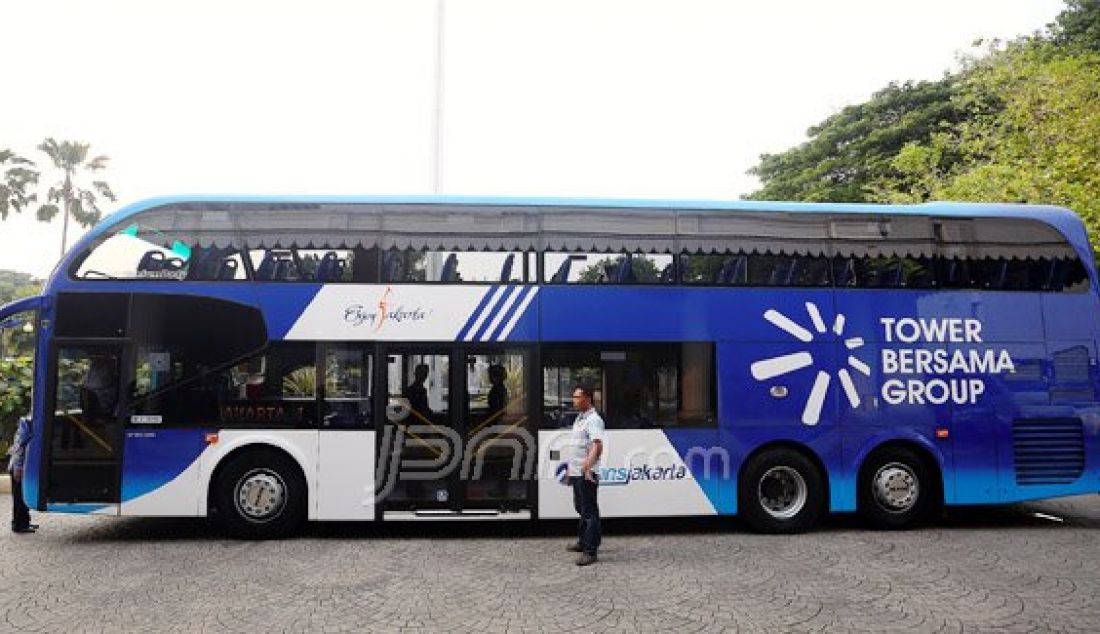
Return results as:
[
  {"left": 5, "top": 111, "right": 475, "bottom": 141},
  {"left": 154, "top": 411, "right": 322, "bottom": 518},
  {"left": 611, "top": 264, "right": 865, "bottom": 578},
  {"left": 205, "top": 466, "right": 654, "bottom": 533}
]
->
[{"left": 383, "top": 509, "right": 532, "bottom": 521}]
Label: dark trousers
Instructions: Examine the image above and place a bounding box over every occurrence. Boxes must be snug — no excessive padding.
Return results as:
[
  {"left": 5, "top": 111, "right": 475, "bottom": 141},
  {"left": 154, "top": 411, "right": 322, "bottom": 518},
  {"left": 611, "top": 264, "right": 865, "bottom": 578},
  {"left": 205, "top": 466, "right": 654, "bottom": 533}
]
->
[
  {"left": 571, "top": 475, "right": 601, "bottom": 555},
  {"left": 10, "top": 470, "right": 31, "bottom": 530}
]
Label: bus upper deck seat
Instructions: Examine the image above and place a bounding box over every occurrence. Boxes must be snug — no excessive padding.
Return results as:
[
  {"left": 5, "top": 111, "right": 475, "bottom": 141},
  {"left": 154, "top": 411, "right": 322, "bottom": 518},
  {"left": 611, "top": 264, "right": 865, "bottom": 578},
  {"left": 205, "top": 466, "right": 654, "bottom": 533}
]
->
[
  {"left": 137, "top": 250, "right": 167, "bottom": 273},
  {"left": 550, "top": 258, "right": 573, "bottom": 283},
  {"left": 216, "top": 258, "right": 239, "bottom": 280},
  {"left": 499, "top": 253, "right": 515, "bottom": 282},
  {"left": 184, "top": 248, "right": 215, "bottom": 280},
  {"left": 255, "top": 252, "right": 277, "bottom": 281},
  {"left": 769, "top": 258, "right": 798, "bottom": 286},
  {"left": 614, "top": 255, "right": 635, "bottom": 283},
  {"left": 716, "top": 255, "right": 746, "bottom": 285},
  {"left": 658, "top": 262, "right": 674, "bottom": 283},
  {"left": 383, "top": 251, "right": 404, "bottom": 281},
  {"left": 440, "top": 254, "right": 459, "bottom": 282},
  {"left": 882, "top": 260, "right": 903, "bottom": 288},
  {"left": 988, "top": 260, "right": 1009, "bottom": 290},
  {"left": 315, "top": 251, "right": 347, "bottom": 282},
  {"left": 273, "top": 258, "right": 293, "bottom": 281},
  {"left": 834, "top": 258, "right": 857, "bottom": 287}
]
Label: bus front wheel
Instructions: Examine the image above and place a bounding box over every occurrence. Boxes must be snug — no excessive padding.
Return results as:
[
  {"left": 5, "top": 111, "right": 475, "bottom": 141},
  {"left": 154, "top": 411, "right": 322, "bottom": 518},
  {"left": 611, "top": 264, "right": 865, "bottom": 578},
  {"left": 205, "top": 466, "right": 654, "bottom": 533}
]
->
[
  {"left": 739, "top": 448, "right": 826, "bottom": 534},
  {"left": 214, "top": 449, "right": 307, "bottom": 539},
  {"left": 858, "top": 446, "right": 935, "bottom": 530}
]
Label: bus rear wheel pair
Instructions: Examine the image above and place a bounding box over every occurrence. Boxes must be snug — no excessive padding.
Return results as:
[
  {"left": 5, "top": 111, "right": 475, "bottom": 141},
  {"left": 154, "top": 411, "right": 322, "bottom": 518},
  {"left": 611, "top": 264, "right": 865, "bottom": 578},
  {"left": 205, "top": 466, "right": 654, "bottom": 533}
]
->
[{"left": 738, "top": 446, "right": 937, "bottom": 533}]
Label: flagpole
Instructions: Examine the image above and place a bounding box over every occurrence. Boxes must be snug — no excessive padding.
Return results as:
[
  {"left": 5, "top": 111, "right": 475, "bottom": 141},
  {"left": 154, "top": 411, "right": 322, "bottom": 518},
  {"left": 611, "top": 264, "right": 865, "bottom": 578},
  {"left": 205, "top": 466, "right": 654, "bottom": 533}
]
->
[{"left": 430, "top": 0, "right": 446, "bottom": 195}]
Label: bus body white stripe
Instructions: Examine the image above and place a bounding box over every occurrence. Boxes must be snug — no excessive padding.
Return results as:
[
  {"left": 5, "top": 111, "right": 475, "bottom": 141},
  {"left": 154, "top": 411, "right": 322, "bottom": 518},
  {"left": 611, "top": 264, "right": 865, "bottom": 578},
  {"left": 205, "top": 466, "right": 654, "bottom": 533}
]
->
[
  {"left": 496, "top": 287, "right": 539, "bottom": 341},
  {"left": 801, "top": 371, "right": 830, "bottom": 426},
  {"left": 750, "top": 352, "right": 814, "bottom": 381},
  {"left": 464, "top": 286, "right": 507, "bottom": 341},
  {"left": 480, "top": 286, "right": 523, "bottom": 341},
  {"left": 838, "top": 368, "right": 860, "bottom": 408},
  {"left": 764, "top": 309, "right": 813, "bottom": 342}
]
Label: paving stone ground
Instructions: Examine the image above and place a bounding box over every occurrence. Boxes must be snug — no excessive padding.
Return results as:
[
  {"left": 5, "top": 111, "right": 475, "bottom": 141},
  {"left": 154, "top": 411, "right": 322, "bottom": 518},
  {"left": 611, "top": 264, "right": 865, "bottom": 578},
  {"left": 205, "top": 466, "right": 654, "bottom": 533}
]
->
[{"left": 2, "top": 495, "right": 1099, "bottom": 632}]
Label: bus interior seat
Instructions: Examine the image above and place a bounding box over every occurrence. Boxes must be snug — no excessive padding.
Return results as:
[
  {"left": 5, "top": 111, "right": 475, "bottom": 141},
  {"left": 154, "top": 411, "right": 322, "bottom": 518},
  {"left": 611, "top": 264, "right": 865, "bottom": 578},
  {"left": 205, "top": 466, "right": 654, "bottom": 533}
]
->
[
  {"left": 614, "top": 255, "right": 635, "bottom": 283},
  {"left": 137, "top": 250, "right": 167, "bottom": 273},
  {"left": 440, "top": 253, "right": 459, "bottom": 282},
  {"left": 550, "top": 258, "right": 572, "bottom": 283},
  {"left": 499, "top": 253, "right": 515, "bottom": 282},
  {"left": 835, "top": 257, "right": 857, "bottom": 287},
  {"left": 255, "top": 252, "right": 277, "bottom": 281},
  {"left": 315, "top": 251, "right": 344, "bottom": 282},
  {"left": 1045, "top": 258, "right": 1066, "bottom": 291},
  {"left": 989, "top": 260, "right": 1009, "bottom": 290},
  {"left": 383, "top": 251, "right": 404, "bottom": 281},
  {"left": 883, "top": 260, "right": 903, "bottom": 288},
  {"left": 716, "top": 255, "right": 746, "bottom": 285},
  {"left": 658, "top": 262, "right": 674, "bottom": 283},
  {"left": 217, "top": 258, "right": 239, "bottom": 280}
]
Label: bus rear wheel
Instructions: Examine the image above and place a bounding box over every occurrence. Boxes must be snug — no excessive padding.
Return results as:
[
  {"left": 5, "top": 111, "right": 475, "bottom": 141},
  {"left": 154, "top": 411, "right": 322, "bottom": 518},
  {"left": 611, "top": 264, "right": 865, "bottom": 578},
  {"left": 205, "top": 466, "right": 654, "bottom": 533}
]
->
[
  {"left": 214, "top": 449, "right": 307, "bottom": 539},
  {"left": 858, "top": 446, "right": 935, "bottom": 530},
  {"left": 739, "top": 448, "right": 825, "bottom": 534}
]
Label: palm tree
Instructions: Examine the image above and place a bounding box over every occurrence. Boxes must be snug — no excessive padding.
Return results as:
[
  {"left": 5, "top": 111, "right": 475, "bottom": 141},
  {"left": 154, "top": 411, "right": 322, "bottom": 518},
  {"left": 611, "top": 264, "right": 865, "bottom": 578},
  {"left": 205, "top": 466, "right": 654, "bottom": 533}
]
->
[
  {"left": 35, "top": 138, "right": 117, "bottom": 257},
  {"left": 0, "top": 149, "right": 38, "bottom": 221}
]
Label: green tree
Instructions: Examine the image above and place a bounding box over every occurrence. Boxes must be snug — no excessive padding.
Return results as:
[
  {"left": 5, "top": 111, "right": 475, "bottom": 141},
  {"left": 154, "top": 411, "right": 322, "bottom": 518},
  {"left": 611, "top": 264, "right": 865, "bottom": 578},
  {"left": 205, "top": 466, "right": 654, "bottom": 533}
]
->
[
  {"left": 577, "top": 254, "right": 661, "bottom": 283},
  {"left": 747, "top": 79, "right": 966, "bottom": 203},
  {"left": 1053, "top": 0, "right": 1100, "bottom": 50},
  {"left": 0, "top": 356, "right": 33, "bottom": 455},
  {"left": 35, "top": 138, "right": 117, "bottom": 258},
  {"left": 0, "top": 149, "right": 38, "bottom": 221}
]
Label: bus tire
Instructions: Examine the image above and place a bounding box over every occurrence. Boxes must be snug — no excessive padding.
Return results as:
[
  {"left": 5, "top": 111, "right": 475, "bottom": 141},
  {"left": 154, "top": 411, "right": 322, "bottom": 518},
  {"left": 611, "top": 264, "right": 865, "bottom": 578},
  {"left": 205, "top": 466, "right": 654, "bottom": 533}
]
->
[
  {"left": 214, "top": 449, "right": 307, "bottom": 540},
  {"left": 739, "top": 448, "right": 825, "bottom": 534},
  {"left": 858, "top": 446, "right": 935, "bottom": 530}
]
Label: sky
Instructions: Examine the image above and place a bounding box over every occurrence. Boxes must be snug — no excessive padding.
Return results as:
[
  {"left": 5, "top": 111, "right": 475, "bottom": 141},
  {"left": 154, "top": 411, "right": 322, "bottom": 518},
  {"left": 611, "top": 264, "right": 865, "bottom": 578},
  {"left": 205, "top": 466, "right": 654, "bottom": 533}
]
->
[{"left": 0, "top": 0, "right": 1067, "bottom": 279}]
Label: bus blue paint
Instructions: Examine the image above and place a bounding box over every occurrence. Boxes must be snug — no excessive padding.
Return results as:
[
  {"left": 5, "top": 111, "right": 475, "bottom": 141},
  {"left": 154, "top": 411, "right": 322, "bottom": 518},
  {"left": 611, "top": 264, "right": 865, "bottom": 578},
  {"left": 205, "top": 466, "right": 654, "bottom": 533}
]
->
[{"left": 4, "top": 195, "right": 1097, "bottom": 533}]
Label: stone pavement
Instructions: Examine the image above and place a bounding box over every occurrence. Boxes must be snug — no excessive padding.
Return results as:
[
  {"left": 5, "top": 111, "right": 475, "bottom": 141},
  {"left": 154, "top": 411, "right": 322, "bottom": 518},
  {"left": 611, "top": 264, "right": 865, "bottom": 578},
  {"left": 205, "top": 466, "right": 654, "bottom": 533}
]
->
[{"left": 1, "top": 495, "right": 1099, "bottom": 632}]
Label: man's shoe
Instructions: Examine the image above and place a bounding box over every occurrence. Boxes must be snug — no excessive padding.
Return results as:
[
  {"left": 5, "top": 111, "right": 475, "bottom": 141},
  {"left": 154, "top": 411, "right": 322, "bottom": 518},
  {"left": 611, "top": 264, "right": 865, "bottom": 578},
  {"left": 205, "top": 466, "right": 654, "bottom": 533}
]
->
[
  {"left": 28, "top": 524, "right": 39, "bottom": 530},
  {"left": 575, "top": 553, "right": 597, "bottom": 566},
  {"left": 11, "top": 526, "right": 35, "bottom": 534},
  {"left": 566, "top": 543, "right": 583, "bottom": 553}
]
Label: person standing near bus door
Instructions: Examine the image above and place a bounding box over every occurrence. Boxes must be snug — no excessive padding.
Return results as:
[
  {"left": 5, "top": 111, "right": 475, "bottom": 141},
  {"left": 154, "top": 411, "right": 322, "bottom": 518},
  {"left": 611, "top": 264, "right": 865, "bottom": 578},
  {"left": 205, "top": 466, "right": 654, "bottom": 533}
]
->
[
  {"left": 8, "top": 414, "right": 36, "bottom": 534},
  {"left": 566, "top": 385, "right": 604, "bottom": 566}
]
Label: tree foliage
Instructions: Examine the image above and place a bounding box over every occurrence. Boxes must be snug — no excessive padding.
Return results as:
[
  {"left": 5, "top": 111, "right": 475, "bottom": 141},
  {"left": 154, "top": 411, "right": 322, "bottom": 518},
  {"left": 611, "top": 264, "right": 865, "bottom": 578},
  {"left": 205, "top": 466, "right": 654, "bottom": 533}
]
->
[
  {"left": 0, "top": 356, "right": 33, "bottom": 455},
  {"left": 35, "top": 137, "right": 118, "bottom": 257},
  {"left": 0, "top": 149, "right": 38, "bottom": 221},
  {"left": 747, "top": 1, "right": 1100, "bottom": 252}
]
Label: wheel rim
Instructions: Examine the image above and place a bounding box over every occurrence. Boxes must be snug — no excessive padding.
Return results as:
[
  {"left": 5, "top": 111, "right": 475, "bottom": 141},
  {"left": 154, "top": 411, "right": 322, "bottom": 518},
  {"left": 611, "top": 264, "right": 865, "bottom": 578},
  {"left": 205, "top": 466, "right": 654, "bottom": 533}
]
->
[
  {"left": 757, "top": 466, "right": 808, "bottom": 520},
  {"left": 235, "top": 469, "right": 288, "bottom": 523},
  {"left": 872, "top": 462, "right": 919, "bottom": 513}
]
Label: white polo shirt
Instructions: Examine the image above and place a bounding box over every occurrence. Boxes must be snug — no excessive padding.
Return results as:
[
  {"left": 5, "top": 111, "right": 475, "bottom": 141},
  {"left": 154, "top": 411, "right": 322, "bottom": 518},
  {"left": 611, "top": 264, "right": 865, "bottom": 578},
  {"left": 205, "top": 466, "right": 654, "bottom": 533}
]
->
[{"left": 567, "top": 407, "right": 606, "bottom": 477}]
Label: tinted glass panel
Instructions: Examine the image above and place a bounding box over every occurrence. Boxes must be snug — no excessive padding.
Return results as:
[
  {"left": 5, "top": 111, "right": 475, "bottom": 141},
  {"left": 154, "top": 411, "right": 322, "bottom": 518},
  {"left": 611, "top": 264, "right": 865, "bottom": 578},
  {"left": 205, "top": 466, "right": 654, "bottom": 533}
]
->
[
  {"left": 680, "top": 252, "right": 830, "bottom": 287},
  {"left": 55, "top": 293, "right": 128, "bottom": 338},
  {"left": 49, "top": 346, "right": 121, "bottom": 501},
  {"left": 323, "top": 345, "right": 373, "bottom": 429},
  {"left": 541, "top": 343, "right": 715, "bottom": 429},
  {"left": 545, "top": 252, "right": 673, "bottom": 284},
  {"left": 130, "top": 342, "right": 318, "bottom": 428}
]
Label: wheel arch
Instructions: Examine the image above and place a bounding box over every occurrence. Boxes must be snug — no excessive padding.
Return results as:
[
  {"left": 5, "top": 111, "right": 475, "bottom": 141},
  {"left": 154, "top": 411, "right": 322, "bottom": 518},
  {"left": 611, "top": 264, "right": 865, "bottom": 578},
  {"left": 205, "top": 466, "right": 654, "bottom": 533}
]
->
[
  {"left": 201, "top": 435, "right": 315, "bottom": 518},
  {"left": 738, "top": 440, "right": 831, "bottom": 507},
  {"left": 854, "top": 435, "right": 946, "bottom": 508}
]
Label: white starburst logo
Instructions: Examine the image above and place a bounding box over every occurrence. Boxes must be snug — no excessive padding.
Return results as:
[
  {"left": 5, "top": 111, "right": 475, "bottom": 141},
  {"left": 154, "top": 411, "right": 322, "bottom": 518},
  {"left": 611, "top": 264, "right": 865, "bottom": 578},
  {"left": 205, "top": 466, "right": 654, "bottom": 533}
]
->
[{"left": 750, "top": 302, "right": 872, "bottom": 426}]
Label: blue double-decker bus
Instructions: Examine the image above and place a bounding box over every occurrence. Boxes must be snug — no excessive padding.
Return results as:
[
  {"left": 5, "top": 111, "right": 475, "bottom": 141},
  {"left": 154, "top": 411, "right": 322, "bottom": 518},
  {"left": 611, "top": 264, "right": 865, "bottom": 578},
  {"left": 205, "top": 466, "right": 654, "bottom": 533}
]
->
[{"left": 2, "top": 196, "right": 1097, "bottom": 538}]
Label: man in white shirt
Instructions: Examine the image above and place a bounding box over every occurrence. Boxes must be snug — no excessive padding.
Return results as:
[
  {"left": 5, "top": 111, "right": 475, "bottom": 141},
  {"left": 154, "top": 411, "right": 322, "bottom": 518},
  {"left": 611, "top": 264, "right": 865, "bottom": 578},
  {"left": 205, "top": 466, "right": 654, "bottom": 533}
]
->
[{"left": 565, "top": 385, "right": 605, "bottom": 566}]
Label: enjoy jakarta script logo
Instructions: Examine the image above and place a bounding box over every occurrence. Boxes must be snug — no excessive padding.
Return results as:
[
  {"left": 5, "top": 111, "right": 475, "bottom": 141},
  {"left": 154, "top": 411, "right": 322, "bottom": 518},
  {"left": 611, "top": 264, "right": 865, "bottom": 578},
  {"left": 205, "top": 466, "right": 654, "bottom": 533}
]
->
[{"left": 750, "top": 302, "right": 868, "bottom": 426}]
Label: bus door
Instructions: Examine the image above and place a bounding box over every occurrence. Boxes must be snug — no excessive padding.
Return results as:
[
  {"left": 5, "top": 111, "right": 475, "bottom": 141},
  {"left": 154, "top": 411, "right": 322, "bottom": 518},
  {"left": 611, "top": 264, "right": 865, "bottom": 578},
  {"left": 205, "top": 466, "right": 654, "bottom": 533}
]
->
[
  {"left": 44, "top": 342, "right": 125, "bottom": 508},
  {"left": 379, "top": 345, "right": 535, "bottom": 514},
  {"left": 459, "top": 346, "right": 535, "bottom": 512},
  {"left": 380, "top": 345, "right": 459, "bottom": 511}
]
